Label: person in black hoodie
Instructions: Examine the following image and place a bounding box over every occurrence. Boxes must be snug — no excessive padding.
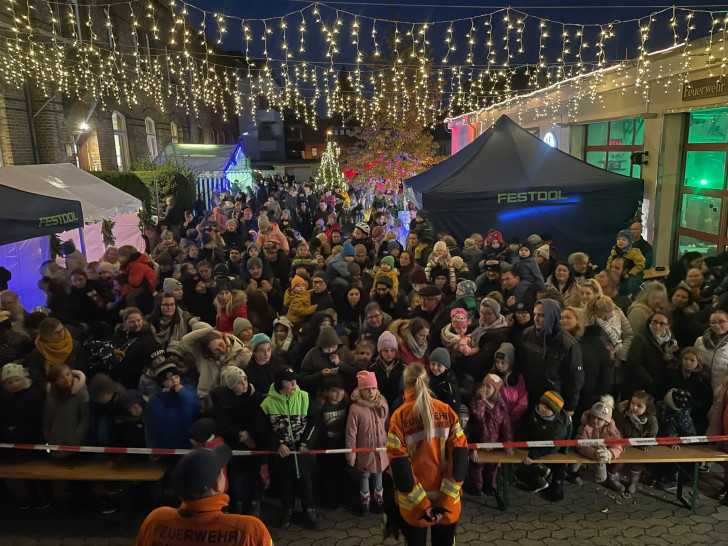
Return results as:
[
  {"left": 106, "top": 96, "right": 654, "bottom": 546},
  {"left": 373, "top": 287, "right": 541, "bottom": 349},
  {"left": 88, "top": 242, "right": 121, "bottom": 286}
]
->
[
  {"left": 111, "top": 308, "right": 163, "bottom": 391},
  {"left": 428, "top": 348, "right": 461, "bottom": 415},
  {"left": 244, "top": 334, "right": 285, "bottom": 395},
  {"left": 181, "top": 274, "right": 216, "bottom": 326},
  {"left": 112, "top": 389, "right": 147, "bottom": 451},
  {"left": 368, "top": 331, "right": 406, "bottom": 409},
  {"left": 206, "top": 367, "right": 266, "bottom": 515},
  {"left": 0, "top": 362, "right": 51, "bottom": 509},
  {"left": 68, "top": 268, "right": 105, "bottom": 324},
  {"left": 518, "top": 299, "right": 584, "bottom": 416}
]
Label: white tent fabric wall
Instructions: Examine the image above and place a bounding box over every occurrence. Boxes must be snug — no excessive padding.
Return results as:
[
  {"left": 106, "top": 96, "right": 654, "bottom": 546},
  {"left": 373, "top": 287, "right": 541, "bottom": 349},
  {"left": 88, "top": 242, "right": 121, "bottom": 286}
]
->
[
  {"left": 0, "top": 237, "right": 51, "bottom": 311},
  {"left": 58, "top": 211, "right": 145, "bottom": 265}
]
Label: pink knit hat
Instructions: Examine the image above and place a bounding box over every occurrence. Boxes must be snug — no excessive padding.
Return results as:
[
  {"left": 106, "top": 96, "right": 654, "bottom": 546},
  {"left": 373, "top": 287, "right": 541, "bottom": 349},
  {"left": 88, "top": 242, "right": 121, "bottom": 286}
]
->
[
  {"left": 356, "top": 370, "right": 378, "bottom": 390},
  {"left": 483, "top": 373, "right": 504, "bottom": 392}
]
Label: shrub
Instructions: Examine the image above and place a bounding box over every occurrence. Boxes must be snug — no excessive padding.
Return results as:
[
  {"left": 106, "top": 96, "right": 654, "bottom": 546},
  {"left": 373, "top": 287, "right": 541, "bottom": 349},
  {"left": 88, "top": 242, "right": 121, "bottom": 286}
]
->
[
  {"left": 135, "top": 170, "right": 196, "bottom": 212},
  {"left": 92, "top": 171, "right": 152, "bottom": 211}
]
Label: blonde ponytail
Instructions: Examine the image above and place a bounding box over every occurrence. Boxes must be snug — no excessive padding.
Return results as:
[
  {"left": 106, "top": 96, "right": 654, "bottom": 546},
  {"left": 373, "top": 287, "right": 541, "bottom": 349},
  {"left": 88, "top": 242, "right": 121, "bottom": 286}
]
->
[{"left": 404, "top": 362, "right": 435, "bottom": 439}]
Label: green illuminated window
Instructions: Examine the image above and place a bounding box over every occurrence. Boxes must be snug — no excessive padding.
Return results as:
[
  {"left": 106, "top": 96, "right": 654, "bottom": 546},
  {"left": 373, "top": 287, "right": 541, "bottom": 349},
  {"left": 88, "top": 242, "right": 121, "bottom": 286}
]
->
[{"left": 684, "top": 151, "right": 727, "bottom": 190}]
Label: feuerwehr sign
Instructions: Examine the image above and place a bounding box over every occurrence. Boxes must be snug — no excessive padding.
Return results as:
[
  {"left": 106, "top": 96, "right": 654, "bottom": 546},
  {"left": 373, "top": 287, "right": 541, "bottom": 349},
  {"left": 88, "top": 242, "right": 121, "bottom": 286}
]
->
[{"left": 682, "top": 77, "right": 728, "bottom": 101}]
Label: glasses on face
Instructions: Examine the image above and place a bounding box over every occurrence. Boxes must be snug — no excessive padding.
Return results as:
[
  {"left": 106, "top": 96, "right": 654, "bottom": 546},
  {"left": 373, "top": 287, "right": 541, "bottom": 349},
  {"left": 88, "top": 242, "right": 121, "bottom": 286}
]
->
[
  {"left": 711, "top": 320, "right": 728, "bottom": 326},
  {"left": 651, "top": 320, "right": 668, "bottom": 327},
  {"left": 367, "top": 313, "right": 382, "bottom": 320},
  {"left": 312, "top": 280, "right": 325, "bottom": 285}
]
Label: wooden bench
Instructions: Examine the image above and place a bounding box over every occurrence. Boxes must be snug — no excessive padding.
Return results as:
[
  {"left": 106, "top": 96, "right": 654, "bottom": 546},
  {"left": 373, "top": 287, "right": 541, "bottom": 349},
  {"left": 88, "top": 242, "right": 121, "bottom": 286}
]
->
[
  {"left": 475, "top": 445, "right": 728, "bottom": 511},
  {"left": 644, "top": 267, "right": 670, "bottom": 280},
  {"left": 0, "top": 459, "right": 167, "bottom": 482}
]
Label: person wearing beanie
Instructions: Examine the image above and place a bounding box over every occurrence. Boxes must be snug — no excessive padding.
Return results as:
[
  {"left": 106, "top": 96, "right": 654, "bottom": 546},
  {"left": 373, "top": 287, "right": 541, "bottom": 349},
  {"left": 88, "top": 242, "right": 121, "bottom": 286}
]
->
[
  {"left": 490, "top": 342, "right": 527, "bottom": 430},
  {"left": 369, "top": 331, "right": 405, "bottom": 407},
  {"left": 244, "top": 332, "right": 285, "bottom": 395},
  {"left": 606, "top": 228, "right": 646, "bottom": 296},
  {"left": 512, "top": 239, "right": 546, "bottom": 295},
  {"left": 427, "top": 347, "right": 461, "bottom": 416},
  {"left": 449, "top": 280, "right": 480, "bottom": 321},
  {"left": 260, "top": 364, "right": 321, "bottom": 530},
  {"left": 464, "top": 372, "right": 513, "bottom": 496},
  {"left": 221, "top": 217, "right": 244, "bottom": 250},
  {"left": 233, "top": 317, "right": 253, "bottom": 345},
  {"left": 324, "top": 239, "right": 357, "bottom": 285},
  {"left": 145, "top": 359, "right": 200, "bottom": 449},
  {"left": 462, "top": 237, "right": 484, "bottom": 276},
  {"left": 342, "top": 241, "right": 355, "bottom": 258},
  {"left": 514, "top": 389, "right": 571, "bottom": 501},
  {"left": 345, "top": 369, "right": 389, "bottom": 515},
  {"left": 440, "top": 308, "right": 475, "bottom": 360},
  {"left": 408, "top": 266, "right": 428, "bottom": 289},
  {"left": 409, "top": 209, "right": 435, "bottom": 248},
  {"left": 255, "top": 214, "right": 290, "bottom": 256},
  {"left": 162, "top": 277, "right": 183, "bottom": 300},
  {"left": 299, "top": 326, "right": 356, "bottom": 395},
  {"left": 88, "top": 372, "right": 125, "bottom": 454},
  {"left": 286, "top": 274, "right": 318, "bottom": 325},
  {"left": 575, "top": 395, "right": 624, "bottom": 492},
  {"left": 425, "top": 240, "right": 457, "bottom": 294},
  {"left": 60, "top": 239, "right": 88, "bottom": 272},
  {"left": 207, "top": 365, "right": 266, "bottom": 515},
  {"left": 372, "top": 255, "right": 400, "bottom": 293},
  {"left": 213, "top": 279, "right": 248, "bottom": 335},
  {"left": 0, "top": 362, "right": 50, "bottom": 508}
]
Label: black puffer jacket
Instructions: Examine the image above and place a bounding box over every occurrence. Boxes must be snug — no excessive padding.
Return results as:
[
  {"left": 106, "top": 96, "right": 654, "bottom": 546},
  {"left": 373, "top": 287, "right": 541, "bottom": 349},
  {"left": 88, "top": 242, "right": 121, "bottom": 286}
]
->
[
  {"left": 574, "top": 325, "right": 614, "bottom": 418},
  {"left": 518, "top": 299, "right": 584, "bottom": 412},
  {"left": 111, "top": 326, "right": 163, "bottom": 391}
]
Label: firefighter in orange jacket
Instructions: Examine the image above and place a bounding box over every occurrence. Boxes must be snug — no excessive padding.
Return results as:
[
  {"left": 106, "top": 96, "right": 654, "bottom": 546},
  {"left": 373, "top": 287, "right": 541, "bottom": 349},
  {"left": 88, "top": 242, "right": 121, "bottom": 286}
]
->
[
  {"left": 135, "top": 445, "right": 272, "bottom": 546},
  {"left": 386, "top": 362, "right": 469, "bottom": 546}
]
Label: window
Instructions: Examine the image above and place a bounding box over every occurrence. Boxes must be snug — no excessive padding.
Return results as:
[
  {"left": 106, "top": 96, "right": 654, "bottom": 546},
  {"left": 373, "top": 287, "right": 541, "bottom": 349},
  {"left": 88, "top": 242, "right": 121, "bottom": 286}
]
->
[
  {"left": 170, "top": 122, "right": 179, "bottom": 144},
  {"left": 112, "top": 111, "right": 130, "bottom": 171},
  {"left": 145, "top": 117, "right": 158, "bottom": 158},
  {"left": 583, "top": 118, "right": 644, "bottom": 178},
  {"left": 676, "top": 107, "right": 728, "bottom": 259},
  {"left": 543, "top": 132, "right": 557, "bottom": 148},
  {"left": 311, "top": 147, "right": 318, "bottom": 157}
]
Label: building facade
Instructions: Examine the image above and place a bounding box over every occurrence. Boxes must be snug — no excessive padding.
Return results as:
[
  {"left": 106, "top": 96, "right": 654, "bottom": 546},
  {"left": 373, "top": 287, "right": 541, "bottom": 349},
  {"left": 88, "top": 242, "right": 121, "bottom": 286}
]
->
[
  {"left": 447, "top": 34, "right": 728, "bottom": 267},
  {"left": 0, "top": 0, "right": 239, "bottom": 173}
]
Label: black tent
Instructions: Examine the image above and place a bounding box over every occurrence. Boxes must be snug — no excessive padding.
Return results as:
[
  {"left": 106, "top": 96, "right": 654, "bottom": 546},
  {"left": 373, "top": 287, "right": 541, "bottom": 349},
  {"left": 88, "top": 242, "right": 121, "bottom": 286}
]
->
[
  {"left": 0, "top": 184, "right": 83, "bottom": 246},
  {"left": 403, "top": 115, "right": 644, "bottom": 267}
]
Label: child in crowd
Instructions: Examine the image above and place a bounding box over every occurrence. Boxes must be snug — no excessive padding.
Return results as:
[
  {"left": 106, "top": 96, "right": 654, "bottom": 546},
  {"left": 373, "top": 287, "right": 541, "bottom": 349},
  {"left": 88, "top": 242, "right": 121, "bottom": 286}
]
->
[
  {"left": 44, "top": 364, "right": 90, "bottom": 457},
  {"left": 313, "top": 374, "right": 350, "bottom": 509},
  {"left": 291, "top": 242, "right": 319, "bottom": 276},
  {"left": 425, "top": 241, "right": 457, "bottom": 293},
  {"left": 441, "top": 308, "right": 477, "bottom": 358},
  {"left": 575, "top": 395, "right": 625, "bottom": 492},
  {"left": 514, "top": 391, "right": 572, "bottom": 502},
  {"left": 669, "top": 347, "right": 712, "bottom": 433},
  {"left": 513, "top": 243, "right": 546, "bottom": 293},
  {"left": 427, "top": 348, "right": 461, "bottom": 415},
  {"left": 285, "top": 275, "right": 318, "bottom": 325},
  {"left": 465, "top": 373, "right": 513, "bottom": 496},
  {"left": 656, "top": 388, "right": 696, "bottom": 489},
  {"left": 483, "top": 230, "right": 508, "bottom": 262},
  {"left": 369, "top": 332, "right": 406, "bottom": 408},
  {"left": 0, "top": 362, "right": 52, "bottom": 509},
  {"left": 410, "top": 209, "right": 435, "bottom": 246},
  {"left": 345, "top": 370, "right": 389, "bottom": 515},
  {"left": 606, "top": 230, "right": 646, "bottom": 295},
  {"left": 450, "top": 280, "right": 480, "bottom": 321},
  {"left": 189, "top": 418, "right": 228, "bottom": 492},
  {"left": 112, "top": 389, "right": 147, "bottom": 451},
  {"left": 373, "top": 256, "right": 399, "bottom": 293},
  {"left": 614, "top": 390, "right": 658, "bottom": 494},
  {"left": 490, "top": 342, "right": 528, "bottom": 432},
  {"left": 353, "top": 339, "right": 376, "bottom": 372}
]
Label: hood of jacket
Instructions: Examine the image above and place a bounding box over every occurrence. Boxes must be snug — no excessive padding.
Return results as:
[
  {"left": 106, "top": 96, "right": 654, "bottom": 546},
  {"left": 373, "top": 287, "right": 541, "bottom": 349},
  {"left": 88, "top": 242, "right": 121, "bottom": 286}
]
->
[
  {"left": 536, "top": 298, "right": 561, "bottom": 337},
  {"left": 230, "top": 290, "right": 248, "bottom": 308},
  {"left": 261, "top": 383, "right": 309, "bottom": 415},
  {"left": 272, "top": 316, "right": 294, "bottom": 351},
  {"left": 316, "top": 326, "right": 342, "bottom": 348},
  {"left": 48, "top": 369, "right": 86, "bottom": 395}
]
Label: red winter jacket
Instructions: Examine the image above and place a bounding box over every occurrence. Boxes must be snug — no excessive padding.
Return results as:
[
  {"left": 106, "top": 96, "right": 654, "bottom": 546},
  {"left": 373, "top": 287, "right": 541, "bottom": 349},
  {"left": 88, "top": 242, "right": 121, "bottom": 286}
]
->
[{"left": 121, "top": 253, "right": 156, "bottom": 296}]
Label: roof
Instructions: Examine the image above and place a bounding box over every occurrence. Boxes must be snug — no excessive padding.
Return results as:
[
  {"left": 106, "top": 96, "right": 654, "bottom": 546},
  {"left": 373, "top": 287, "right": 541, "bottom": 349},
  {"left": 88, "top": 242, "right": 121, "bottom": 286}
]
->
[
  {"left": 404, "top": 114, "right": 640, "bottom": 209},
  {"left": 155, "top": 143, "right": 244, "bottom": 174},
  {"left": 0, "top": 163, "right": 142, "bottom": 223}
]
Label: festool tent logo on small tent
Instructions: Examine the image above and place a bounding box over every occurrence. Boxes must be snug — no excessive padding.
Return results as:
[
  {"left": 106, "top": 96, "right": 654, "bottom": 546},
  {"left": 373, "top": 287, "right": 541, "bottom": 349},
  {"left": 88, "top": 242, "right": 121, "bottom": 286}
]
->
[
  {"left": 38, "top": 212, "right": 80, "bottom": 228},
  {"left": 497, "top": 191, "right": 567, "bottom": 204}
]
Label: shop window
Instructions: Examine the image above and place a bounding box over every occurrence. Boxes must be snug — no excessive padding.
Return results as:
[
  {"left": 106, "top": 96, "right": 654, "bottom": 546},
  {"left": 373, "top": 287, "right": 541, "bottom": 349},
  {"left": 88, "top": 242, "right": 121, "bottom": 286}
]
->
[
  {"left": 311, "top": 147, "right": 318, "bottom": 157},
  {"left": 634, "top": 118, "right": 645, "bottom": 146},
  {"left": 170, "top": 122, "right": 179, "bottom": 144},
  {"left": 677, "top": 234, "right": 718, "bottom": 258},
  {"left": 587, "top": 122, "right": 608, "bottom": 146},
  {"left": 683, "top": 151, "right": 726, "bottom": 190},
  {"left": 112, "top": 111, "right": 130, "bottom": 171},
  {"left": 688, "top": 108, "right": 728, "bottom": 144},
  {"left": 586, "top": 151, "right": 606, "bottom": 169},
  {"left": 583, "top": 118, "right": 644, "bottom": 177},
  {"left": 680, "top": 194, "right": 721, "bottom": 235},
  {"left": 145, "top": 117, "right": 158, "bottom": 158}
]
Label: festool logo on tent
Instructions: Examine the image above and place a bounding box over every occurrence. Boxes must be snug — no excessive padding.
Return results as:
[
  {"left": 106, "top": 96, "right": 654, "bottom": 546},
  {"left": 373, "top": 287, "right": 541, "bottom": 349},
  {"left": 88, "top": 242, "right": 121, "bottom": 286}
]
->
[
  {"left": 497, "top": 191, "right": 567, "bottom": 204},
  {"left": 38, "top": 212, "right": 80, "bottom": 228}
]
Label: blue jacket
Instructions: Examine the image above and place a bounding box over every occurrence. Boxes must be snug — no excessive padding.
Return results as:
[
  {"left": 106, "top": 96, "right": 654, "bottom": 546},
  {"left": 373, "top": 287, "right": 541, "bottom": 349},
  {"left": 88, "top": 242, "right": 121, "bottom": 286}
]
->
[
  {"left": 146, "top": 385, "right": 200, "bottom": 449},
  {"left": 513, "top": 255, "right": 546, "bottom": 292}
]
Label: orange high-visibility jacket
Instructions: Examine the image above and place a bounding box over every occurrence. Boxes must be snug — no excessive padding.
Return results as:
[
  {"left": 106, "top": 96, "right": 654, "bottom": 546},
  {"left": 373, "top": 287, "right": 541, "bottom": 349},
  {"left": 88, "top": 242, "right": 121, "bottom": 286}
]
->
[{"left": 387, "top": 387, "right": 468, "bottom": 528}]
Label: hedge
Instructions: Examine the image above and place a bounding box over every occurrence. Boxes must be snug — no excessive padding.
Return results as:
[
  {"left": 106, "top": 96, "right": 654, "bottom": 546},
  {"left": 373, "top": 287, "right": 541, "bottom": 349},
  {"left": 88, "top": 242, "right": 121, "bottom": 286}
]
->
[{"left": 92, "top": 171, "right": 153, "bottom": 211}]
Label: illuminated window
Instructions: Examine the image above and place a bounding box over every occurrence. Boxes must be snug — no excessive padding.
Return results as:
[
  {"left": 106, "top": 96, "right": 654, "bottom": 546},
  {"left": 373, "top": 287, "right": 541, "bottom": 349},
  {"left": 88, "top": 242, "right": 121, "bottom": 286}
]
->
[
  {"left": 170, "top": 122, "right": 179, "bottom": 144},
  {"left": 583, "top": 118, "right": 644, "bottom": 178},
  {"left": 543, "top": 132, "right": 557, "bottom": 148},
  {"left": 112, "top": 111, "right": 130, "bottom": 171},
  {"left": 145, "top": 117, "right": 158, "bottom": 158}
]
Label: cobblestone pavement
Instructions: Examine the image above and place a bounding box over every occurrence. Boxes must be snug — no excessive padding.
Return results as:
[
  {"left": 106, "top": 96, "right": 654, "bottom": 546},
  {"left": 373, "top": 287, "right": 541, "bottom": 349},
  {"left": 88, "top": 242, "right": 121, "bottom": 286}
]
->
[{"left": 3, "top": 467, "right": 728, "bottom": 545}]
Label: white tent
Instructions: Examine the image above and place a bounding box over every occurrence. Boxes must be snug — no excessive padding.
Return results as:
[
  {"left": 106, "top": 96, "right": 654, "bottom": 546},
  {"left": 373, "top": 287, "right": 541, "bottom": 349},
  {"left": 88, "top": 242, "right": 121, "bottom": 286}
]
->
[
  {"left": 0, "top": 163, "right": 142, "bottom": 222},
  {"left": 0, "top": 163, "right": 144, "bottom": 310}
]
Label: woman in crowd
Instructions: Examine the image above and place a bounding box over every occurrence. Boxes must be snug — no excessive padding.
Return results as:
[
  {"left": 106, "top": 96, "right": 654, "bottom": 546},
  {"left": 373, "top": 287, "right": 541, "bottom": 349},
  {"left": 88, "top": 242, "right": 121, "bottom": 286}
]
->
[
  {"left": 397, "top": 317, "right": 430, "bottom": 366},
  {"left": 546, "top": 262, "right": 581, "bottom": 308},
  {"left": 111, "top": 307, "right": 163, "bottom": 391},
  {"left": 625, "top": 310, "right": 679, "bottom": 400},
  {"left": 628, "top": 281, "right": 668, "bottom": 335},
  {"left": 29, "top": 317, "right": 86, "bottom": 382},
  {"left": 147, "top": 292, "right": 193, "bottom": 348}
]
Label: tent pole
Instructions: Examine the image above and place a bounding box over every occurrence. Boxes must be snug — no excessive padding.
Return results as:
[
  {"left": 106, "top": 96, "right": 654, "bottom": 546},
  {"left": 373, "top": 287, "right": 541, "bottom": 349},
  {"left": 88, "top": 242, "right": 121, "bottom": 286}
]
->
[{"left": 78, "top": 227, "right": 87, "bottom": 257}]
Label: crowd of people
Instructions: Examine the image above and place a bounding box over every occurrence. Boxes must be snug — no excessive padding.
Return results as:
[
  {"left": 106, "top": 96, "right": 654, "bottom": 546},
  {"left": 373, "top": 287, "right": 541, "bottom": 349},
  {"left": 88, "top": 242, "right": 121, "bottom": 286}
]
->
[{"left": 2, "top": 175, "right": 728, "bottom": 540}]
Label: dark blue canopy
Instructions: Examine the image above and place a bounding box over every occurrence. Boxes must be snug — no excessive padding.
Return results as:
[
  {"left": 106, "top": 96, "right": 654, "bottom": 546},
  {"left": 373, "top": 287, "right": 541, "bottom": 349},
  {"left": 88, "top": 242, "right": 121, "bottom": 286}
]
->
[
  {"left": 403, "top": 115, "right": 644, "bottom": 266},
  {"left": 0, "top": 184, "right": 83, "bottom": 246}
]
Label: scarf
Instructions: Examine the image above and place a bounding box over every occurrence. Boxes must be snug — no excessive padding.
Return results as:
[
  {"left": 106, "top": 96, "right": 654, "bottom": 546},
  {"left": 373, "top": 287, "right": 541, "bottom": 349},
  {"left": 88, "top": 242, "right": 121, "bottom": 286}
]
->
[
  {"left": 412, "top": 242, "right": 429, "bottom": 261},
  {"left": 154, "top": 312, "right": 189, "bottom": 345},
  {"left": 597, "top": 316, "right": 621, "bottom": 346},
  {"left": 629, "top": 411, "right": 648, "bottom": 427},
  {"left": 652, "top": 328, "right": 677, "bottom": 362},
  {"left": 405, "top": 329, "right": 427, "bottom": 359},
  {"left": 36, "top": 330, "right": 74, "bottom": 372},
  {"left": 701, "top": 328, "right": 728, "bottom": 351}
]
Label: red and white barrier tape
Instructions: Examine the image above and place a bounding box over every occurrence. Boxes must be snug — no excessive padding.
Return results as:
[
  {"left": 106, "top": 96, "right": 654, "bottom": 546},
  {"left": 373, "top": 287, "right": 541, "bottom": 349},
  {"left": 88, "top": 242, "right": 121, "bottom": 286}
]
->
[{"left": 1, "top": 435, "right": 727, "bottom": 457}]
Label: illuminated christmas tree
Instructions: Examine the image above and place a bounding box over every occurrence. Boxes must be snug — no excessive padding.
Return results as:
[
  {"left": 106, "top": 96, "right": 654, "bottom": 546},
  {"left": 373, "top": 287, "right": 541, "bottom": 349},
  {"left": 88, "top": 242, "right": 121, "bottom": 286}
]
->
[{"left": 316, "top": 140, "right": 348, "bottom": 191}]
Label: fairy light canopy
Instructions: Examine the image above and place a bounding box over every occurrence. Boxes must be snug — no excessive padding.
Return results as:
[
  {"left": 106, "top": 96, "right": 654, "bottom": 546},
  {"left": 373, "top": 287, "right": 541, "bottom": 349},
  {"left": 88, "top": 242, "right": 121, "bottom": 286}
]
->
[{"left": 0, "top": 1, "right": 726, "bottom": 128}]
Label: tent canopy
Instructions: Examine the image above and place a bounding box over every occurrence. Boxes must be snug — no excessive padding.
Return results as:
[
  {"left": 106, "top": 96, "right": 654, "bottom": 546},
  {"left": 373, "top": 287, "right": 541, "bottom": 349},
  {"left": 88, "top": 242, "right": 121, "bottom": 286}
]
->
[
  {"left": 0, "top": 163, "right": 142, "bottom": 225},
  {"left": 403, "top": 115, "right": 644, "bottom": 266},
  {"left": 156, "top": 143, "right": 242, "bottom": 174}
]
